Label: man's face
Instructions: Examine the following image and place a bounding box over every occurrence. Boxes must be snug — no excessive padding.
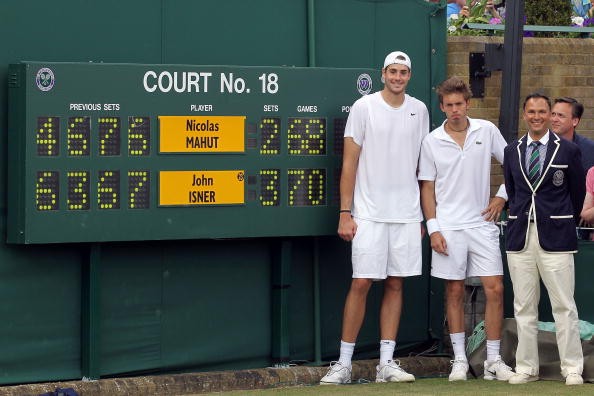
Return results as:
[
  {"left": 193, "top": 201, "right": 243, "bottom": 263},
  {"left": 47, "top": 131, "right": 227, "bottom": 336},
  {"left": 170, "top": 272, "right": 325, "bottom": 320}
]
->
[
  {"left": 440, "top": 92, "right": 469, "bottom": 123},
  {"left": 382, "top": 64, "right": 411, "bottom": 96},
  {"left": 551, "top": 102, "right": 578, "bottom": 139},
  {"left": 523, "top": 98, "right": 551, "bottom": 137}
]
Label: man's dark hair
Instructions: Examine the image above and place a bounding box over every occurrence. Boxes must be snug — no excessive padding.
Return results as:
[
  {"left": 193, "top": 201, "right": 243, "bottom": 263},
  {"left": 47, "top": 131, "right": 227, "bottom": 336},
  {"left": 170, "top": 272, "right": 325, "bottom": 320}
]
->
[
  {"left": 523, "top": 93, "right": 551, "bottom": 110},
  {"left": 554, "top": 97, "right": 584, "bottom": 120}
]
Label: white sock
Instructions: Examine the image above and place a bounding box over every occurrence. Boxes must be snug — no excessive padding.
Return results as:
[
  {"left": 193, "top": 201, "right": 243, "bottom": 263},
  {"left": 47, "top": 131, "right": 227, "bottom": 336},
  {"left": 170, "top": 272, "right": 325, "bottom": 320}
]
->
[
  {"left": 379, "top": 339, "right": 396, "bottom": 366},
  {"left": 486, "top": 339, "right": 501, "bottom": 362},
  {"left": 338, "top": 340, "right": 355, "bottom": 367},
  {"left": 450, "top": 332, "right": 467, "bottom": 360}
]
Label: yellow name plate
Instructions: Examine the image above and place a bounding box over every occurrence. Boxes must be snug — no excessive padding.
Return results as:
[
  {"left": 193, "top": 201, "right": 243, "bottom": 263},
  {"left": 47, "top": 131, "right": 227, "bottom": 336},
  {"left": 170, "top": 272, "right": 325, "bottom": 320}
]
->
[
  {"left": 159, "top": 116, "right": 245, "bottom": 153},
  {"left": 159, "top": 170, "right": 245, "bottom": 206}
]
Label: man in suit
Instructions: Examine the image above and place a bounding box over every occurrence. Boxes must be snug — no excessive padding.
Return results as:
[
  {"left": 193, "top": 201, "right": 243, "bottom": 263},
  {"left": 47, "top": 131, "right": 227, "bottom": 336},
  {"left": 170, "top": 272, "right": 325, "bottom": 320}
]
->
[
  {"left": 551, "top": 97, "right": 594, "bottom": 240},
  {"left": 550, "top": 97, "right": 594, "bottom": 172},
  {"left": 503, "top": 93, "right": 585, "bottom": 386}
]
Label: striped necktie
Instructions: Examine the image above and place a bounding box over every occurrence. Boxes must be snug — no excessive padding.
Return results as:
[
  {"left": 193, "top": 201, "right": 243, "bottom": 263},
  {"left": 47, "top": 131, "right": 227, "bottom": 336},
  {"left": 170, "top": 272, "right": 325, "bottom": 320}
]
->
[{"left": 528, "top": 141, "right": 542, "bottom": 187}]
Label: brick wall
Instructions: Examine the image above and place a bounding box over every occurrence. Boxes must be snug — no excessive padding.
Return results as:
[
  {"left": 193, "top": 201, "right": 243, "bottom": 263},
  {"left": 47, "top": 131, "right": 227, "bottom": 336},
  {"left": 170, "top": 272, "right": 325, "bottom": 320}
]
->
[{"left": 447, "top": 36, "right": 594, "bottom": 196}]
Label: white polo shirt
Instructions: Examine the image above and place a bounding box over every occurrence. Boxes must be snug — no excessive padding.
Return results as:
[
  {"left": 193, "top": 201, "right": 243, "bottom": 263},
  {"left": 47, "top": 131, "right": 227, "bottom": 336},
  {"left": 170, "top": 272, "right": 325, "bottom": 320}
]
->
[
  {"left": 418, "top": 117, "right": 507, "bottom": 230},
  {"left": 345, "top": 92, "right": 429, "bottom": 222}
]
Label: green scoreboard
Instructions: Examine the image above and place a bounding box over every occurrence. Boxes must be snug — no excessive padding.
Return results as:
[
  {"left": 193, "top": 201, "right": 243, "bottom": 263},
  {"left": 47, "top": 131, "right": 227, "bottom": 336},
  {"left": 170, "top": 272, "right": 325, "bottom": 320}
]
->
[{"left": 7, "top": 62, "right": 380, "bottom": 244}]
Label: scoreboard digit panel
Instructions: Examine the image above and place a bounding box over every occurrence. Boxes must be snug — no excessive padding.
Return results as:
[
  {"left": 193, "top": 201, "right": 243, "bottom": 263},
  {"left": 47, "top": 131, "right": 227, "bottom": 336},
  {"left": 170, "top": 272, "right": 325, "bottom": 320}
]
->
[{"left": 7, "top": 62, "right": 379, "bottom": 243}]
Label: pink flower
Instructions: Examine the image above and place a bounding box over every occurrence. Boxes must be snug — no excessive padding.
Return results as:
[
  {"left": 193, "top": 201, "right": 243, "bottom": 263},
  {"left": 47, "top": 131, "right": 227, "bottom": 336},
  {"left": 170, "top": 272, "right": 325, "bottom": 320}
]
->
[{"left": 489, "top": 17, "right": 502, "bottom": 24}]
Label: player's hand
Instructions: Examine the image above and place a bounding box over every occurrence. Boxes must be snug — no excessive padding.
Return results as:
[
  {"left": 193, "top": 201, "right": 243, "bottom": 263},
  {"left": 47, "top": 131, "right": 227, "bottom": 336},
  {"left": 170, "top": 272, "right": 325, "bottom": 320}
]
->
[
  {"left": 481, "top": 196, "right": 505, "bottom": 222},
  {"left": 430, "top": 232, "right": 448, "bottom": 256},
  {"left": 338, "top": 213, "right": 357, "bottom": 241}
]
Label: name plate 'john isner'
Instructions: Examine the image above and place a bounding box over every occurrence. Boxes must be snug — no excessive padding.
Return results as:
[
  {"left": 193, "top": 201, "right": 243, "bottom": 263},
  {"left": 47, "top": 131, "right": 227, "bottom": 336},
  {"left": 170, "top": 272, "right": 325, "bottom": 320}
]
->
[
  {"left": 189, "top": 173, "right": 215, "bottom": 203},
  {"left": 159, "top": 170, "right": 245, "bottom": 206},
  {"left": 158, "top": 115, "right": 246, "bottom": 153}
]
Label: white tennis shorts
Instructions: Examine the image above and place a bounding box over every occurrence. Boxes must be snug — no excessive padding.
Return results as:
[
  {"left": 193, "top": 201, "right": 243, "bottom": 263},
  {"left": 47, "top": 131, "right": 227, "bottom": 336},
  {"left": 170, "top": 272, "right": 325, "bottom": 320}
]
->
[
  {"left": 351, "top": 219, "right": 422, "bottom": 279},
  {"left": 430, "top": 223, "right": 503, "bottom": 280}
]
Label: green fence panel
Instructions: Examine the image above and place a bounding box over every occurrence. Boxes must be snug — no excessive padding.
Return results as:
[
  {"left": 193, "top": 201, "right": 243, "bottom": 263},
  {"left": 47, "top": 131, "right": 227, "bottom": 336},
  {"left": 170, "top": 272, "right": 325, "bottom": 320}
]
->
[
  {"left": 160, "top": 240, "right": 272, "bottom": 371},
  {"left": 99, "top": 244, "right": 164, "bottom": 375},
  {"left": 162, "top": 0, "right": 308, "bottom": 67},
  {"left": 314, "top": 0, "right": 447, "bottom": 129},
  {"left": 0, "top": 0, "right": 447, "bottom": 384},
  {"left": 0, "top": 243, "right": 83, "bottom": 383}
]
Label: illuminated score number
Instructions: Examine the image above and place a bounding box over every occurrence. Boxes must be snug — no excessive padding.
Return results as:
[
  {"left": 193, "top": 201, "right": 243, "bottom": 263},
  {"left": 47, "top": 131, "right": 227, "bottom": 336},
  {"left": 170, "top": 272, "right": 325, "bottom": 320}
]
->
[
  {"left": 67, "top": 171, "right": 90, "bottom": 210},
  {"left": 98, "top": 170, "right": 120, "bottom": 209},
  {"left": 37, "top": 117, "right": 59, "bottom": 156},
  {"left": 260, "top": 117, "right": 280, "bottom": 155},
  {"left": 288, "top": 169, "right": 326, "bottom": 207},
  {"left": 258, "top": 73, "right": 278, "bottom": 94},
  {"left": 98, "top": 117, "right": 121, "bottom": 156},
  {"left": 128, "top": 116, "right": 150, "bottom": 156},
  {"left": 288, "top": 117, "right": 326, "bottom": 155},
  {"left": 68, "top": 116, "right": 90, "bottom": 156},
  {"left": 128, "top": 171, "right": 150, "bottom": 209},
  {"left": 36, "top": 171, "right": 59, "bottom": 211},
  {"left": 259, "top": 169, "right": 280, "bottom": 206}
]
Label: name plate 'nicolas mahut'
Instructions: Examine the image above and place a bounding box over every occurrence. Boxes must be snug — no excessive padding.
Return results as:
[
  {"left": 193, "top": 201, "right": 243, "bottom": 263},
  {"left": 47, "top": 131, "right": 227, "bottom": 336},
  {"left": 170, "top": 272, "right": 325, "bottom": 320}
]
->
[{"left": 158, "top": 115, "right": 245, "bottom": 153}]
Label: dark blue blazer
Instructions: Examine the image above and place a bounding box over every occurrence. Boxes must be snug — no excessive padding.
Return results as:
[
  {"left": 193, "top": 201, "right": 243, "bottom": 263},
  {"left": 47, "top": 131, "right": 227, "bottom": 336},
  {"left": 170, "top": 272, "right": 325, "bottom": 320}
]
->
[
  {"left": 503, "top": 131, "right": 585, "bottom": 252},
  {"left": 573, "top": 133, "right": 594, "bottom": 172}
]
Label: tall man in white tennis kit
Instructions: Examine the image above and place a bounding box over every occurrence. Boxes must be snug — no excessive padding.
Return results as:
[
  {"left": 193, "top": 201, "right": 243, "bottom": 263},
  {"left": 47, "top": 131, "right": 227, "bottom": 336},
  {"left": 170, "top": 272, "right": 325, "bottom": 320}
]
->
[
  {"left": 418, "top": 77, "right": 514, "bottom": 381},
  {"left": 320, "top": 51, "right": 429, "bottom": 384}
]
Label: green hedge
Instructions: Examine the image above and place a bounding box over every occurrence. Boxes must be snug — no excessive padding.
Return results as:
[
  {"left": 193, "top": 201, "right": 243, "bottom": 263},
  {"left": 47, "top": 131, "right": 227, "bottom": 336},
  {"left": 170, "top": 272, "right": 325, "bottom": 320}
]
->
[{"left": 525, "top": 0, "right": 573, "bottom": 37}]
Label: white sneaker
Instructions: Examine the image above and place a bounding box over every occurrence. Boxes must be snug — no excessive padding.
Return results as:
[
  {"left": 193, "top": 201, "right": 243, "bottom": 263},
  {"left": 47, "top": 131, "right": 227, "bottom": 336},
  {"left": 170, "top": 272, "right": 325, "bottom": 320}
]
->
[
  {"left": 484, "top": 357, "right": 514, "bottom": 381},
  {"left": 509, "top": 372, "right": 538, "bottom": 384},
  {"left": 448, "top": 358, "right": 469, "bottom": 381},
  {"left": 375, "top": 360, "right": 415, "bottom": 383},
  {"left": 565, "top": 373, "right": 583, "bottom": 386},
  {"left": 319, "top": 361, "right": 351, "bottom": 385}
]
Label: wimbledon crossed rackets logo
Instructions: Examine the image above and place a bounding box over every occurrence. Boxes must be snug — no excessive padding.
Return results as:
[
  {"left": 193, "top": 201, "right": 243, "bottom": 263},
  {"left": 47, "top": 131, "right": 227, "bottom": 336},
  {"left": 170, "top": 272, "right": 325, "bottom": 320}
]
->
[{"left": 36, "top": 67, "right": 55, "bottom": 92}]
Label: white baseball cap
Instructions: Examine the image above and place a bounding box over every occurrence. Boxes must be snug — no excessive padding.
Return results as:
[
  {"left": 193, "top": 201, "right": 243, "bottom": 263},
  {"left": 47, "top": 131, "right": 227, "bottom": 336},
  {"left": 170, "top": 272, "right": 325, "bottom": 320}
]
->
[{"left": 383, "top": 51, "right": 411, "bottom": 70}]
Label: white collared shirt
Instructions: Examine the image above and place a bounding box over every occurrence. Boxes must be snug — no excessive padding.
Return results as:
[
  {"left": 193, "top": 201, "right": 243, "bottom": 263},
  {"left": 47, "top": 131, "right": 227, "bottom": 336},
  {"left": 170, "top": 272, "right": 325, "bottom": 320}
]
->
[
  {"left": 418, "top": 117, "right": 507, "bottom": 230},
  {"left": 525, "top": 130, "right": 550, "bottom": 173}
]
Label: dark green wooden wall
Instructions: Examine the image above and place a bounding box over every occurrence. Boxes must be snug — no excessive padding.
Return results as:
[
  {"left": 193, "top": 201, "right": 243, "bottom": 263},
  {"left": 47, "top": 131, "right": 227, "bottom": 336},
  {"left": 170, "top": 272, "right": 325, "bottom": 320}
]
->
[{"left": 0, "top": 0, "right": 447, "bottom": 384}]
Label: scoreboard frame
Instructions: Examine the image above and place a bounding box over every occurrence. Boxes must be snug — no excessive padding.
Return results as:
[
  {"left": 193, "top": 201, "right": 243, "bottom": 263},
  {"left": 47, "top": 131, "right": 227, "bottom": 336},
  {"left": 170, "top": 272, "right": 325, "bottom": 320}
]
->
[{"left": 7, "top": 62, "right": 380, "bottom": 244}]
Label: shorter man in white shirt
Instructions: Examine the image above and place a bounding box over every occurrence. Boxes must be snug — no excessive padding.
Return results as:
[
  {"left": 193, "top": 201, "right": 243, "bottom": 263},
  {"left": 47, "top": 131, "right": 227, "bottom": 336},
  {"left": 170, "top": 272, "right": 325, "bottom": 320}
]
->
[{"left": 418, "top": 77, "right": 514, "bottom": 382}]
